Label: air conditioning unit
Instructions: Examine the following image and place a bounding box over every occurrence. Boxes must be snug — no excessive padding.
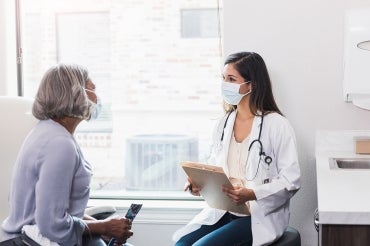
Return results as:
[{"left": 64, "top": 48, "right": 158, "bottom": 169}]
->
[{"left": 125, "top": 134, "right": 198, "bottom": 190}]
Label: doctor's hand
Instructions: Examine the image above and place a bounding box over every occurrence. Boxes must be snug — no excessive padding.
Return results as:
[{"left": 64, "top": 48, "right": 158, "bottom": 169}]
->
[
  {"left": 184, "top": 177, "right": 201, "bottom": 196},
  {"left": 222, "top": 185, "right": 256, "bottom": 205}
]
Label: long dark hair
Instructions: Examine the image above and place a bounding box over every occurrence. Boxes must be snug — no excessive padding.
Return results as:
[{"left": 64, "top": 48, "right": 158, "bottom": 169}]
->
[{"left": 223, "top": 52, "right": 282, "bottom": 116}]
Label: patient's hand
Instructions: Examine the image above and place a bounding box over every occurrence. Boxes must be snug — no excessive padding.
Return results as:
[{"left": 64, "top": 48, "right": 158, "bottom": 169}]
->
[{"left": 103, "top": 217, "right": 133, "bottom": 242}]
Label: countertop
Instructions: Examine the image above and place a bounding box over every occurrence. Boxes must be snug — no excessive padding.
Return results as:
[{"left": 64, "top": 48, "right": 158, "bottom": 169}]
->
[{"left": 316, "top": 130, "right": 370, "bottom": 225}]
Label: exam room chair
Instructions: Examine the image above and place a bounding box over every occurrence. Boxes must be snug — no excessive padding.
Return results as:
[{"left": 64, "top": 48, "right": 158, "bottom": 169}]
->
[
  {"left": 271, "top": 226, "right": 301, "bottom": 246},
  {"left": 0, "top": 96, "right": 116, "bottom": 240},
  {"left": 0, "top": 96, "right": 38, "bottom": 229}
]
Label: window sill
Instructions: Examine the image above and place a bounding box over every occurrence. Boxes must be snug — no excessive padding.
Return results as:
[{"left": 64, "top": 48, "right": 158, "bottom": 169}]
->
[{"left": 87, "top": 198, "right": 206, "bottom": 224}]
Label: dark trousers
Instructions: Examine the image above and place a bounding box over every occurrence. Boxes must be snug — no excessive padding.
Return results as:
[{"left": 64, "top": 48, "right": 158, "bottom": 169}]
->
[{"left": 175, "top": 212, "right": 253, "bottom": 246}]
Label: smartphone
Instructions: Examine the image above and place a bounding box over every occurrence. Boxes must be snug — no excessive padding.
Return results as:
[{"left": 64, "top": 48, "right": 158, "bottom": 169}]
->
[
  {"left": 125, "top": 203, "right": 143, "bottom": 221},
  {"left": 107, "top": 204, "right": 143, "bottom": 246}
]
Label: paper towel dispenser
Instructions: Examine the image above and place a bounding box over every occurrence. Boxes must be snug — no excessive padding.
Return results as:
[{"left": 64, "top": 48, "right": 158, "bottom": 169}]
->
[{"left": 343, "top": 9, "right": 370, "bottom": 110}]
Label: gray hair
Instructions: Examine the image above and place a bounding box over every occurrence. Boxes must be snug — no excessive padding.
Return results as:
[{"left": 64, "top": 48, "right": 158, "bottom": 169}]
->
[{"left": 32, "top": 64, "right": 93, "bottom": 120}]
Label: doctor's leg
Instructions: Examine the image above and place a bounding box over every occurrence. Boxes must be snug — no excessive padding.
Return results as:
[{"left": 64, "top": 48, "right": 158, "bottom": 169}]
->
[
  {"left": 174, "top": 213, "right": 232, "bottom": 246},
  {"left": 175, "top": 213, "right": 252, "bottom": 246},
  {"left": 193, "top": 214, "right": 252, "bottom": 246}
]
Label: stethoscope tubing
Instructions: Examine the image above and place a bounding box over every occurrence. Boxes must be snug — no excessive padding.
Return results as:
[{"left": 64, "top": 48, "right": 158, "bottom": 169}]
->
[{"left": 219, "top": 111, "right": 272, "bottom": 181}]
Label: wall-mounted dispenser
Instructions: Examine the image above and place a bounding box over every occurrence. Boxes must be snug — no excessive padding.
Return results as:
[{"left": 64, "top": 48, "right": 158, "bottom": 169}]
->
[{"left": 344, "top": 9, "right": 370, "bottom": 110}]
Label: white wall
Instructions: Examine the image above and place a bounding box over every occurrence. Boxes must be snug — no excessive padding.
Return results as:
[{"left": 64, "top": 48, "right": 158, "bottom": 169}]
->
[
  {"left": 0, "top": 0, "right": 16, "bottom": 96},
  {"left": 0, "top": 0, "right": 7, "bottom": 94},
  {"left": 224, "top": 1, "right": 370, "bottom": 245}
]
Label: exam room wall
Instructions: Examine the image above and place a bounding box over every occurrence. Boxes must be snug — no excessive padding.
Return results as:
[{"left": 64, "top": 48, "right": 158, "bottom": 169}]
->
[
  {"left": 0, "top": 0, "right": 16, "bottom": 96},
  {"left": 0, "top": 0, "right": 7, "bottom": 95},
  {"left": 223, "top": 0, "right": 370, "bottom": 245}
]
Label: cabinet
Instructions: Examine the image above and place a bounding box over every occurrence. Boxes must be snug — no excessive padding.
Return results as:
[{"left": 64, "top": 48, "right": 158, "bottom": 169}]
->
[
  {"left": 319, "top": 224, "right": 370, "bottom": 246},
  {"left": 316, "top": 130, "right": 370, "bottom": 246}
]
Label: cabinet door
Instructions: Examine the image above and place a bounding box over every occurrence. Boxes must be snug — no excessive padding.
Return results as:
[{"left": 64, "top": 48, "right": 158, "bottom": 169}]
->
[{"left": 321, "top": 224, "right": 370, "bottom": 246}]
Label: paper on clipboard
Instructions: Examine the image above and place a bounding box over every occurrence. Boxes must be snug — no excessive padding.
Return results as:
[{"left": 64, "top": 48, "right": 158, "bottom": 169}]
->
[{"left": 181, "top": 161, "right": 250, "bottom": 215}]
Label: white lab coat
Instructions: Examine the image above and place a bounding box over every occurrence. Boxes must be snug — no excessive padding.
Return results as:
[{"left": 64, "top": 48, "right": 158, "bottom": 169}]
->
[{"left": 173, "top": 111, "right": 301, "bottom": 246}]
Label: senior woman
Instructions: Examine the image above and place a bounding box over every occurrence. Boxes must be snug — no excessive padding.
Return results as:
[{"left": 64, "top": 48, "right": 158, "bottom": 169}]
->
[{"left": 1, "top": 64, "right": 132, "bottom": 246}]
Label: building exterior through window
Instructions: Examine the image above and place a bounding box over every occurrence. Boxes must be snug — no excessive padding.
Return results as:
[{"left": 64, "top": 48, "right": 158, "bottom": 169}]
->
[{"left": 21, "top": 0, "right": 224, "bottom": 199}]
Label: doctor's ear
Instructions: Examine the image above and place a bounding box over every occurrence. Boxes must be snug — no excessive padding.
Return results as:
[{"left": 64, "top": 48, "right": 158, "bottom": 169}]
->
[
  {"left": 247, "top": 82, "right": 253, "bottom": 91},
  {"left": 239, "top": 82, "right": 252, "bottom": 94}
]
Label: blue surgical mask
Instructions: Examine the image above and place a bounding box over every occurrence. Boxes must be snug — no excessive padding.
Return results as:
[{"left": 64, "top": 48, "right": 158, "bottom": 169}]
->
[
  {"left": 221, "top": 81, "right": 251, "bottom": 105},
  {"left": 85, "top": 88, "right": 102, "bottom": 121},
  {"left": 89, "top": 97, "right": 102, "bottom": 121}
]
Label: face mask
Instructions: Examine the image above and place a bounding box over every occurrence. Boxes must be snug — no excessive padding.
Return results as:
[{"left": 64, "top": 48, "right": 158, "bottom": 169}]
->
[
  {"left": 89, "top": 97, "right": 102, "bottom": 121},
  {"left": 221, "top": 81, "right": 251, "bottom": 105}
]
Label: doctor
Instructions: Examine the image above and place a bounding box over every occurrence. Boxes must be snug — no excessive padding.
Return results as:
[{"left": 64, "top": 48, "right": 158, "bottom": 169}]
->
[{"left": 173, "top": 52, "right": 301, "bottom": 246}]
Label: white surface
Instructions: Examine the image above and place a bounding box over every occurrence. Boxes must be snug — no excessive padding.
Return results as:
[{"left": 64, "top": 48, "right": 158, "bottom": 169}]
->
[
  {"left": 343, "top": 9, "right": 370, "bottom": 104},
  {"left": 353, "top": 97, "right": 370, "bottom": 110},
  {"left": 316, "top": 130, "right": 370, "bottom": 224},
  {"left": 0, "top": 96, "right": 37, "bottom": 233}
]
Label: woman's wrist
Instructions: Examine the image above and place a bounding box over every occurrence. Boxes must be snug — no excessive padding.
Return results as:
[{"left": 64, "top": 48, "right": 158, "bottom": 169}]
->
[{"left": 84, "top": 219, "right": 107, "bottom": 235}]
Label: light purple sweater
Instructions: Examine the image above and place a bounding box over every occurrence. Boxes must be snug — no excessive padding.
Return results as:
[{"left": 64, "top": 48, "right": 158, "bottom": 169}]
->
[{"left": 1, "top": 119, "right": 92, "bottom": 245}]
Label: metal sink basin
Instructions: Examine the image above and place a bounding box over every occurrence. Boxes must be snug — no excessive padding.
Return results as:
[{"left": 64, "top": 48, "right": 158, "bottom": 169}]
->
[{"left": 330, "top": 158, "right": 370, "bottom": 169}]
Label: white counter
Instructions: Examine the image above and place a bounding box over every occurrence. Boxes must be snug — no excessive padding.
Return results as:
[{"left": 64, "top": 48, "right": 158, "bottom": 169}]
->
[{"left": 316, "top": 130, "right": 370, "bottom": 225}]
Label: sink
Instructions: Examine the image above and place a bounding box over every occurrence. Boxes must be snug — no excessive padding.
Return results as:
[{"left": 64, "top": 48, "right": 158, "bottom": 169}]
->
[{"left": 330, "top": 158, "right": 370, "bottom": 169}]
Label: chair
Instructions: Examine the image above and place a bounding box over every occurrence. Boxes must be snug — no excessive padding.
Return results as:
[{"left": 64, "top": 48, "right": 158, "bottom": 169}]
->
[
  {"left": 0, "top": 96, "right": 38, "bottom": 227},
  {"left": 85, "top": 205, "right": 116, "bottom": 220},
  {"left": 271, "top": 226, "right": 301, "bottom": 246},
  {"left": 0, "top": 96, "right": 116, "bottom": 241}
]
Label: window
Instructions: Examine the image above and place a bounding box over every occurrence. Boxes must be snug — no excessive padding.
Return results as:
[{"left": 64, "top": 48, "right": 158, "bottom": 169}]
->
[
  {"left": 181, "top": 9, "right": 220, "bottom": 38},
  {"left": 20, "top": 0, "right": 224, "bottom": 199}
]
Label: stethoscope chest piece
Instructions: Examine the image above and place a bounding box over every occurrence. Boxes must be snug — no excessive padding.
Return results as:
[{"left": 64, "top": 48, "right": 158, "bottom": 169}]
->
[{"left": 264, "top": 154, "right": 272, "bottom": 165}]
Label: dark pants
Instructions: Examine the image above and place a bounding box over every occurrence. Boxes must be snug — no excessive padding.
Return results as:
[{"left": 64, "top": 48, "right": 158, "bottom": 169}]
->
[{"left": 175, "top": 212, "right": 253, "bottom": 246}]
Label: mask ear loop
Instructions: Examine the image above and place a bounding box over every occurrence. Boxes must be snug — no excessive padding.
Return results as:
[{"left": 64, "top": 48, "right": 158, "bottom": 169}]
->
[{"left": 239, "top": 81, "right": 252, "bottom": 95}]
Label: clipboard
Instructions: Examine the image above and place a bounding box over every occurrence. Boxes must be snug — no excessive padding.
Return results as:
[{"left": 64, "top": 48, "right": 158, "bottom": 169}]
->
[{"left": 181, "top": 161, "right": 250, "bottom": 215}]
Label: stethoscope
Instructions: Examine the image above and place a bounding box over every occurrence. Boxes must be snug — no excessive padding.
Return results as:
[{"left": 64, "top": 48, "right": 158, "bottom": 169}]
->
[{"left": 220, "top": 111, "right": 272, "bottom": 182}]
